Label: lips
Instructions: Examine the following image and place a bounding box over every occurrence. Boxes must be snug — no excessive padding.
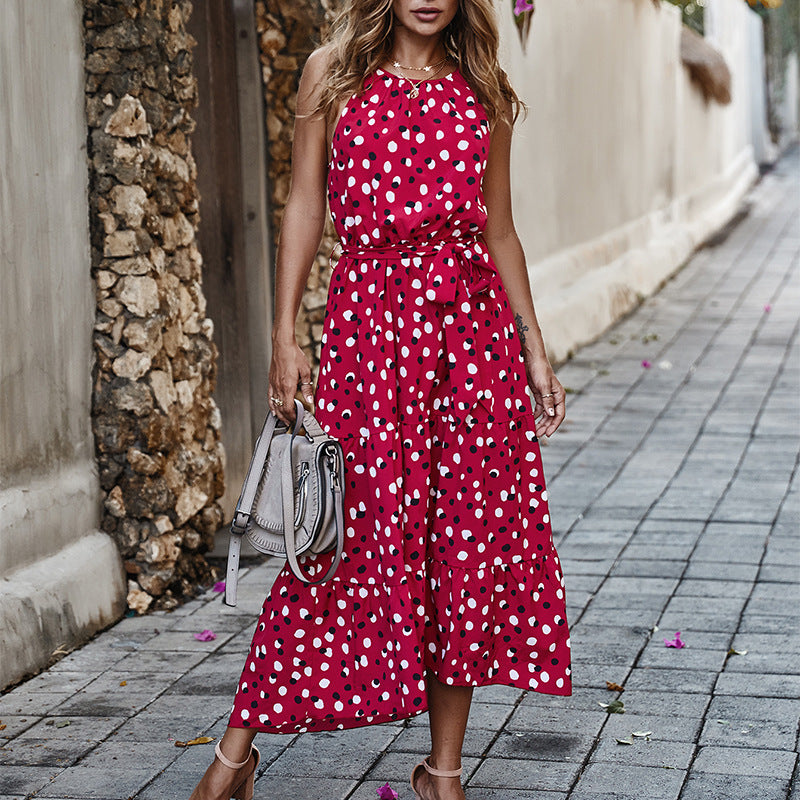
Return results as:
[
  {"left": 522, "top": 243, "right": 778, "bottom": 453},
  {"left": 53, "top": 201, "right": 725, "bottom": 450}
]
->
[{"left": 412, "top": 7, "right": 442, "bottom": 22}]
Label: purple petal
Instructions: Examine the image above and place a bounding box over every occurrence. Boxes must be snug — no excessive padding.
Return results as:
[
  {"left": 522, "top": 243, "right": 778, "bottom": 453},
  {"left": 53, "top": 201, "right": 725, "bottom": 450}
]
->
[
  {"left": 641, "top": 360, "right": 652, "bottom": 369},
  {"left": 376, "top": 784, "right": 399, "bottom": 800},
  {"left": 212, "top": 581, "right": 226, "bottom": 593},
  {"left": 193, "top": 629, "right": 217, "bottom": 642},
  {"left": 664, "top": 630, "right": 685, "bottom": 648}
]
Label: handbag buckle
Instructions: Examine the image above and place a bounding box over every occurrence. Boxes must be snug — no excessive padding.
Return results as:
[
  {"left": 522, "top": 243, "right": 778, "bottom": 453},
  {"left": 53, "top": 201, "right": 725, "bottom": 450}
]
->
[
  {"left": 231, "top": 510, "right": 249, "bottom": 535},
  {"left": 326, "top": 448, "right": 340, "bottom": 490}
]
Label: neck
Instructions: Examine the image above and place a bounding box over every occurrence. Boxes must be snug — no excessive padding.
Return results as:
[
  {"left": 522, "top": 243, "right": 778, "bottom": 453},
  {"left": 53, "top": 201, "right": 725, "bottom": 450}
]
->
[{"left": 390, "top": 29, "right": 447, "bottom": 67}]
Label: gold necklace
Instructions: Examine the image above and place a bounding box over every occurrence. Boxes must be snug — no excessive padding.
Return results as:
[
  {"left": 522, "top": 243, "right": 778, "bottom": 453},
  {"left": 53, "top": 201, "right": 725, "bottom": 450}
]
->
[
  {"left": 391, "top": 55, "right": 448, "bottom": 72},
  {"left": 394, "top": 60, "right": 447, "bottom": 99}
]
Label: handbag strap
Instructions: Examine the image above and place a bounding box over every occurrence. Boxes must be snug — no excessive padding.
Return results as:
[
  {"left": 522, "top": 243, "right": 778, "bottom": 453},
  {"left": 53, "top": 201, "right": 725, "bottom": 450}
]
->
[
  {"left": 225, "top": 400, "right": 345, "bottom": 604},
  {"left": 280, "top": 410, "right": 345, "bottom": 585},
  {"left": 224, "top": 406, "right": 302, "bottom": 606}
]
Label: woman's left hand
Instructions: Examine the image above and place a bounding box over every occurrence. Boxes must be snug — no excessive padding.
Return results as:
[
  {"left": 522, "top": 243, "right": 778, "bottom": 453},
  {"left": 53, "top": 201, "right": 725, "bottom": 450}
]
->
[{"left": 524, "top": 354, "right": 566, "bottom": 437}]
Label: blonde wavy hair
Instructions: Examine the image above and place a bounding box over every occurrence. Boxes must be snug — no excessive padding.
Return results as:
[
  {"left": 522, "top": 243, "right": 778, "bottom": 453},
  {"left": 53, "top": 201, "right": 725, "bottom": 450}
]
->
[{"left": 312, "top": 0, "right": 526, "bottom": 129}]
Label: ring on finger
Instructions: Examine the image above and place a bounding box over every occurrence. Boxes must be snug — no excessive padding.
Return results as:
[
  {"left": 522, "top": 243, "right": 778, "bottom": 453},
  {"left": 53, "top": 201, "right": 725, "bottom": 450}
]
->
[
  {"left": 269, "top": 396, "right": 284, "bottom": 406},
  {"left": 541, "top": 393, "right": 554, "bottom": 399}
]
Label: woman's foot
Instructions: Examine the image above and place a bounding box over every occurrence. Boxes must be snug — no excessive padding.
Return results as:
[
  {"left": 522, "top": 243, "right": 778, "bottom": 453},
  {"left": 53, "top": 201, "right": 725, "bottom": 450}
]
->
[
  {"left": 188, "top": 742, "right": 259, "bottom": 800},
  {"left": 411, "top": 758, "right": 465, "bottom": 800}
]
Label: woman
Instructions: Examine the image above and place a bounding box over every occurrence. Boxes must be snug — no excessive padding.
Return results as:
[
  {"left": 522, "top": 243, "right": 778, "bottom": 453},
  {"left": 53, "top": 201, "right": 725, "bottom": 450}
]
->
[{"left": 190, "top": 2, "right": 571, "bottom": 798}]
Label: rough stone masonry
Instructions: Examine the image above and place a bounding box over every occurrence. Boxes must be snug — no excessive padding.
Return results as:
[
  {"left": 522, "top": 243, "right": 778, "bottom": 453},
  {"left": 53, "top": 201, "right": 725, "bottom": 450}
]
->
[
  {"left": 255, "top": 0, "right": 341, "bottom": 368},
  {"left": 84, "top": 0, "right": 224, "bottom": 613}
]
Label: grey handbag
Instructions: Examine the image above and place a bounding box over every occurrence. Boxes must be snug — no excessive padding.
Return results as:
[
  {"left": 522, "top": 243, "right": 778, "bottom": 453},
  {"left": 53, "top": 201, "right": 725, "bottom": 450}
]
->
[{"left": 224, "top": 398, "right": 345, "bottom": 606}]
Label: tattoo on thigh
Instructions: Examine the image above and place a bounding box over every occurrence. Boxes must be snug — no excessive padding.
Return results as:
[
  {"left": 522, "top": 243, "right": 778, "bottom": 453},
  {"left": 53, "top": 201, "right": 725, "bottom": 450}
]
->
[{"left": 514, "top": 312, "right": 529, "bottom": 345}]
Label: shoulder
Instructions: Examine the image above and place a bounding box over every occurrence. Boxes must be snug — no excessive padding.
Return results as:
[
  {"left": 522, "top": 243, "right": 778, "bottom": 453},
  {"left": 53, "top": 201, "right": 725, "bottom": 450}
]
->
[
  {"left": 302, "top": 45, "right": 335, "bottom": 84},
  {"left": 297, "top": 45, "right": 336, "bottom": 116}
]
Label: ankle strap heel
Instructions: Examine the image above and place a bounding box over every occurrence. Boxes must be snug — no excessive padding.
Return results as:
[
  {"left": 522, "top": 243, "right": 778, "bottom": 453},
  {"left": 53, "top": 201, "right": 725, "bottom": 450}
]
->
[
  {"left": 423, "top": 756, "right": 462, "bottom": 778},
  {"left": 214, "top": 741, "right": 251, "bottom": 770}
]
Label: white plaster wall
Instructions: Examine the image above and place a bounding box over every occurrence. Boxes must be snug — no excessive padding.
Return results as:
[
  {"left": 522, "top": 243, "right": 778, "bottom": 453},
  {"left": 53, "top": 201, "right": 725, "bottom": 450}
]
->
[
  {"left": 497, "top": 0, "right": 766, "bottom": 362},
  {"left": 0, "top": 0, "right": 125, "bottom": 689}
]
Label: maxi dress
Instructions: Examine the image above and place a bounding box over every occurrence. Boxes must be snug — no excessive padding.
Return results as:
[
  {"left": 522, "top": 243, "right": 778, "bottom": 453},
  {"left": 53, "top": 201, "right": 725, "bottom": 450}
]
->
[{"left": 229, "top": 68, "right": 572, "bottom": 734}]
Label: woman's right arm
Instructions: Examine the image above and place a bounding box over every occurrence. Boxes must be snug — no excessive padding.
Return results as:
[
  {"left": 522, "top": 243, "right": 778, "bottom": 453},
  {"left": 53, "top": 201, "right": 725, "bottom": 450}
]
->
[{"left": 268, "top": 48, "right": 332, "bottom": 424}]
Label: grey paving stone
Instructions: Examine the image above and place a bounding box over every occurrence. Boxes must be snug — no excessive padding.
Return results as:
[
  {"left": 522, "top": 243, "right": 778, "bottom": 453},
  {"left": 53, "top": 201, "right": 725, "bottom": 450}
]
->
[
  {"left": 12, "top": 714, "right": 126, "bottom": 748},
  {"left": 758, "top": 563, "right": 800, "bottom": 582},
  {"left": 589, "top": 737, "right": 694, "bottom": 769},
  {"left": 164, "top": 653, "right": 243, "bottom": 696},
  {"left": 605, "top": 690, "right": 709, "bottom": 719},
  {"left": 664, "top": 593, "right": 747, "bottom": 617},
  {"left": 111, "top": 649, "right": 208, "bottom": 673},
  {"left": 0, "top": 714, "right": 43, "bottom": 740},
  {"left": 690, "top": 744, "right": 797, "bottom": 777},
  {"left": 621, "top": 668, "right": 717, "bottom": 695},
  {"left": 12, "top": 670, "right": 97, "bottom": 695},
  {"left": 0, "top": 766, "right": 61, "bottom": 796},
  {"left": 583, "top": 592, "right": 670, "bottom": 613},
  {"left": 713, "top": 671, "right": 800, "bottom": 698},
  {"left": 698, "top": 714, "right": 798, "bottom": 750},
  {"left": 0, "top": 736, "right": 97, "bottom": 768},
  {"left": 672, "top": 579, "right": 754, "bottom": 600},
  {"left": 572, "top": 660, "right": 630, "bottom": 689},
  {"left": 474, "top": 684, "right": 525, "bottom": 704},
  {"left": 486, "top": 729, "right": 595, "bottom": 762},
  {"left": 35, "top": 765, "right": 158, "bottom": 798},
  {"left": 50, "top": 688, "right": 159, "bottom": 718},
  {"left": 656, "top": 611, "right": 742, "bottom": 634},
  {"left": 75, "top": 738, "right": 180, "bottom": 769},
  {"left": 721, "top": 649, "right": 800, "bottom": 674},
  {"left": 134, "top": 629, "right": 237, "bottom": 652},
  {"left": 682, "top": 561, "right": 760, "bottom": 582},
  {"left": 636, "top": 645, "right": 727, "bottom": 672},
  {"left": 570, "top": 762, "right": 686, "bottom": 799},
  {"left": 600, "top": 577, "right": 681, "bottom": 596},
  {"left": 610, "top": 559, "right": 686, "bottom": 578},
  {"left": 453, "top": 789, "right": 568, "bottom": 800},
  {"left": 729, "top": 631, "right": 800, "bottom": 654},
  {"left": 387, "top": 723, "right": 495, "bottom": 758},
  {"left": 504, "top": 706, "right": 606, "bottom": 737},
  {"left": 0, "top": 691, "right": 73, "bottom": 717},
  {"left": 83, "top": 668, "right": 185, "bottom": 696},
  {"left": 600, "top": 713, "right": 703, "bottom": 743},
  {"left": 469, "top": 756, "right": 580, "bottom": 790},
  {"left": 707, "top": 694, "right": 800, "bottom": 726},
  {"left": 679, "top": 772, "right": 789, "bottom": 800},
  {"left": 267, "top": 725, "right": 400, "bottom": 778},
  {"left": 109, "top": 695, "right": 231, "bottom": 743},
  {"left": 253, "top": 776, "right": 357, "bottom": 800}
]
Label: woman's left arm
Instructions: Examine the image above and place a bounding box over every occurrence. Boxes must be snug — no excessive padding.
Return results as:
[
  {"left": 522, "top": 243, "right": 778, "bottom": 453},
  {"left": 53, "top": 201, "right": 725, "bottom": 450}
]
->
[{"left": 481, "top": 102, "right": 565, "bottom": 436}]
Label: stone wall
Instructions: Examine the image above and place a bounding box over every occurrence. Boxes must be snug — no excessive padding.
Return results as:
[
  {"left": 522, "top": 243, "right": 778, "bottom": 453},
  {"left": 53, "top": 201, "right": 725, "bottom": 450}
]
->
[
  {"left": 255, "top": 0, "right": 341, "bottom": 368},
  {"left": 84, "top": 0, "right": 224, "bottom": 613}
]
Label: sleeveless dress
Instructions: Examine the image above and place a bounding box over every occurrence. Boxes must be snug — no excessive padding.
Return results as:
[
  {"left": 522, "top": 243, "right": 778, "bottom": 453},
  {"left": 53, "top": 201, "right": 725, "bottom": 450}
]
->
[{"left": 229, "top": 68, "right": 572, "bottom": 734}]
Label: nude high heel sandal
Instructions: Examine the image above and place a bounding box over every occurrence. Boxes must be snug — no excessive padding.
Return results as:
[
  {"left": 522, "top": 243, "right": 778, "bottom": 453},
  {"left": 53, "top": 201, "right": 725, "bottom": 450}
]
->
[
  {"left": 410, "top": 756, "right": 463, "bottom": 800},
  {"left": 214, "top": 741, "right": 261, "bottom": 800}
]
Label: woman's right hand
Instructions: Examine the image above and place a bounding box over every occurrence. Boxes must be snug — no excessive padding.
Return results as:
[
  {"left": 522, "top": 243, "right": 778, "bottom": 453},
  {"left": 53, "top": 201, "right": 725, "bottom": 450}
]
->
[{"left": 267, "top": 338, "right": 314, "bottom": 426}]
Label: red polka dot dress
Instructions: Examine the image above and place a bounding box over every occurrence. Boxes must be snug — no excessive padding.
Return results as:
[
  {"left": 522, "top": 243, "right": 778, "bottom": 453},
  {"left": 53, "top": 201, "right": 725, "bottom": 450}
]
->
[{"left": 229, "top": 68, "right": 572, "bottom": 734}]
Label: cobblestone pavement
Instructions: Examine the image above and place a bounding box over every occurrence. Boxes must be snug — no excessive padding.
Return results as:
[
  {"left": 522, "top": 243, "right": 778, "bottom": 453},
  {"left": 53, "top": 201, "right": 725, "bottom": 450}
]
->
[{"left": 1, "top": 146, "right": 798, "bottom": 800}]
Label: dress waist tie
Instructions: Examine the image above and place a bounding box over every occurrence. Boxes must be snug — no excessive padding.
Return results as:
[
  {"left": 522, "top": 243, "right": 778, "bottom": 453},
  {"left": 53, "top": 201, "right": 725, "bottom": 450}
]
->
[{"left": 335, "top": 238, "right": 507, "bottom": 424}]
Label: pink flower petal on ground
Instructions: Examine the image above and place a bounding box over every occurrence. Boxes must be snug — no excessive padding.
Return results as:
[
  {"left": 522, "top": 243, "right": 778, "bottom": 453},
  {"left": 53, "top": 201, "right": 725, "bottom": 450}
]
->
[
  {"left": 194, "top": 629, "right": 217, "bottom": 642},
  {"left": 376, "top": 783, "right": 399, "bottom": 800},
  {"left": 763, "top": 304, "right": 772, "bottom": 312},
  {"left": 641, "top": 360, "right": 652, "bottom": 369},
  {"left": 664, "top": 631, "right": 685, "bottom": 648},
  {"left": 212, "top": 581, "right": 226, "bottom": 593},
  {"left": 514, "top": 0, "right": 535, "bottom": 15}
]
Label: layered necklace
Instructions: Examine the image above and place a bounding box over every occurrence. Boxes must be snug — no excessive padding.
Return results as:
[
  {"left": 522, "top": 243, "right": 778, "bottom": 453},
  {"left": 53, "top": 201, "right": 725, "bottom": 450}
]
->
[{"left": 390, "top": 54, "right": 449, "bottom": 99}]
